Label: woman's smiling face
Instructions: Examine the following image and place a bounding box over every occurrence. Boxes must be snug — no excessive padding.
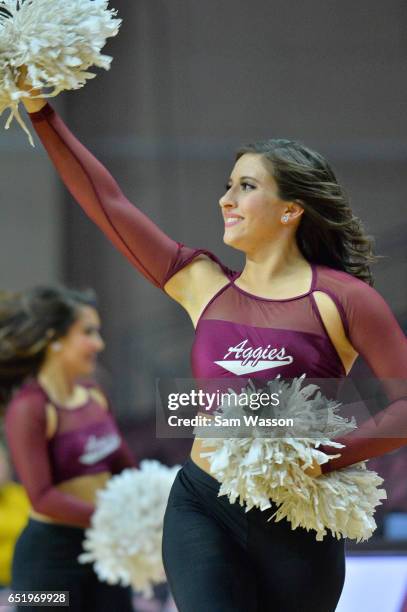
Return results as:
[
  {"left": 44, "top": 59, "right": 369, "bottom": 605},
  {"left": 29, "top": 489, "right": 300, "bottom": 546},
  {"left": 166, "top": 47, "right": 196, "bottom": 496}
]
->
[
  {"left": 46, "top": 306, "right": 105, "bottom": 379},
  {"left": 219, "top": 153, "right": 293, "bottom": 253}
]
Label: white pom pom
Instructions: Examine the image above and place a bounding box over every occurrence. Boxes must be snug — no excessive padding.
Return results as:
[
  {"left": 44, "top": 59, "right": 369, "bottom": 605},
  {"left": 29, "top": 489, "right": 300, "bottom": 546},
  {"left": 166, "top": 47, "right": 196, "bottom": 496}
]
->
[
  {"left": 194, "top": 375, "right": 386, "bottom": 542},
  {"left": 78, "top": 461, "right": 180, "bottom": 599},
  {"left": 0, "top": 0, "right": 121, "bottom": 143}
]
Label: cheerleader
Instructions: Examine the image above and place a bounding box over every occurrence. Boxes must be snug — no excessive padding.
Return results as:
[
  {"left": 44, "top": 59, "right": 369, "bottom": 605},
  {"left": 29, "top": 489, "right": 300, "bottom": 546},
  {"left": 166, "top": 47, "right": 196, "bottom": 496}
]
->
[
  {"left": 15, "top": 87, "right": 407, "bottom": 611},
  {"left": 1, "top": 286, "right": 136, "bottom": 611}
]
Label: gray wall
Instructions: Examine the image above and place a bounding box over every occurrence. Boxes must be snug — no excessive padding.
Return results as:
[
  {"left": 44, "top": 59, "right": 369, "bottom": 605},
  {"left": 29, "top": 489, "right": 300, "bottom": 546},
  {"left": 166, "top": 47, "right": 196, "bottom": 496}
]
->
[
  {"left": 1, "top": 1, "right": 406, "bottom": 418},
  {"left": 0, "top": 138, "right": 62, "bottom": 288}
]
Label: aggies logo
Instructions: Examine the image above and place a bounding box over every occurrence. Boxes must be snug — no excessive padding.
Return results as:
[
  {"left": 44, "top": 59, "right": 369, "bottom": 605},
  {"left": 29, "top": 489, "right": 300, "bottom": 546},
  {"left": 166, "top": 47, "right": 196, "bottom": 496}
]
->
[
  {"left": 79, "top": 433, "right": 121, "bottom": 465},
  {"left": 215, "top": 339, "right": 293, "bottom": 375}
]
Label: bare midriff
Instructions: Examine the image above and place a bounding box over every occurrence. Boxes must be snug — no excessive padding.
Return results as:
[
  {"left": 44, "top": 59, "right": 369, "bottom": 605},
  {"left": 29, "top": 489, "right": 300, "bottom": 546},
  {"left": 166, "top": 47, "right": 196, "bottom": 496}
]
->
[
  {"left": 190, "top": 412, "right": 217, "bottom": 475},
  {"left": 29, "top": 471, "right": 111, "bottom": 526}
]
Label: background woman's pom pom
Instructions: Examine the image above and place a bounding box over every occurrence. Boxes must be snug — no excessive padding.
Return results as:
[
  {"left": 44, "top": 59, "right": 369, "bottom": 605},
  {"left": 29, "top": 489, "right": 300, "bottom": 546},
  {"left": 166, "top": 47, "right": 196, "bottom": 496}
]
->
[{"left": 78, "top": 461, "right": 180, "bottom": 599}]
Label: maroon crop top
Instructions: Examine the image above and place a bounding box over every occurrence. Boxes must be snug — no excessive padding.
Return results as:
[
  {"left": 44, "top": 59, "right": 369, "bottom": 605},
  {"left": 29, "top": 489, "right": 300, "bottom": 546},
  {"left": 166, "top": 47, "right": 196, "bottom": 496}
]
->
[
  {"left": 5, "top": 379, "right": 136, "bottom": 527},
  {"left": 28, "top": 104, "right": 407, "bottom": 474}
]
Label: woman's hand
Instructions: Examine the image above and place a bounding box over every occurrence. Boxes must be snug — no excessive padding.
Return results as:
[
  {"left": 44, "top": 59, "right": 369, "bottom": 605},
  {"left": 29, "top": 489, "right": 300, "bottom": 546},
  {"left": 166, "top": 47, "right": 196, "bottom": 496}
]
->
[
  {"left": 17, "top": 66, "right": 47, "bottom": 113},
  {"left": 302, "top": 458, "right": 322, "bottom": 478}
]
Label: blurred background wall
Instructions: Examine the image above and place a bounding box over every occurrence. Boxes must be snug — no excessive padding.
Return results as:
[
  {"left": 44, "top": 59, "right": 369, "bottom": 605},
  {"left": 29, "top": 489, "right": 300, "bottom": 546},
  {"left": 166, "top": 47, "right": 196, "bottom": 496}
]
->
[{"left": 1, "top": 0, "right": 406, "bottom": 422}]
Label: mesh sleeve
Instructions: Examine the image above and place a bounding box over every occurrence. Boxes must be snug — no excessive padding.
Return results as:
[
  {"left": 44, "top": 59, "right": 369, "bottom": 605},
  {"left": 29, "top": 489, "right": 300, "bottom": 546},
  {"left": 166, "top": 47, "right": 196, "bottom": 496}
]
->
[
  {"left": 29, "top": 104, "right": 222, "bottom": 288},
  {"left": 4, "top": 390, "right": 94, "bottom": 528},
  {"left": 321, "top": 282, "right": 407, "bottom": 473}
]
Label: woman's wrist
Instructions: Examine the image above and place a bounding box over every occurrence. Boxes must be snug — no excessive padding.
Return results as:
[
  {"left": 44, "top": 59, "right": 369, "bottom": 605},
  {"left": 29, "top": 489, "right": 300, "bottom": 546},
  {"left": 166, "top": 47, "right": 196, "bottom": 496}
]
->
[
  {"left": 21, "top": 96, "right": 47, "bottom": 114},
  {"left": 16, "top": 66, "right": 47, "bottom": 114}
]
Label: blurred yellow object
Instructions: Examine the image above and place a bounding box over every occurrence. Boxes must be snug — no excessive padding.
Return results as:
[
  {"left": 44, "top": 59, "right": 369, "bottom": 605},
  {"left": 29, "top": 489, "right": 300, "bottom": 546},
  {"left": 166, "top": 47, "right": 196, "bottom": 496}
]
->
[{"left": 0, "top": 483, "right": 30, "bottom": 586}]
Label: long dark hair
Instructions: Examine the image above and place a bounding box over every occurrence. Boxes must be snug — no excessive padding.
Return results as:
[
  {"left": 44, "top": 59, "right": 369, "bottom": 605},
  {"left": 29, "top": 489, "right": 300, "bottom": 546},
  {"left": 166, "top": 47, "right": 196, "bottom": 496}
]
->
[
  {"left": 236, "top": 139, "right": 380, "bottom": 284},
  {"left": 0, "top": 286, "right": 97, "bottom": 408}
]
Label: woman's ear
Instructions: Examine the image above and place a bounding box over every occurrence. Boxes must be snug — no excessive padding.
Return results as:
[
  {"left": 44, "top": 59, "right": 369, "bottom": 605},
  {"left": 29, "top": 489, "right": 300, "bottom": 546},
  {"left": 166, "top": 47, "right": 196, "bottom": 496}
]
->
[
  {"left": 284, "top": 200, "right": 305, "bottom": 222},
  {"left": 288, "top": 200, "right": 304, "bottom": 219}
]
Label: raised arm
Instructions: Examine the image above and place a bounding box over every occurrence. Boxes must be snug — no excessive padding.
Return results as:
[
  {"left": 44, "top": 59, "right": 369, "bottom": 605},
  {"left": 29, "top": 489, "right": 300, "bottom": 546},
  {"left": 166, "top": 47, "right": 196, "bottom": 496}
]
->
[
  {"left": 19, "top": 92, "right": 231, "bottom": 308},
  {"left": 5, "top": 393, "right": 94, "bottom": 528},
  {"left": 28, "top": 103, "right": 202, "bottom": 289},
  {"left": 321, "top": 283, "right": 407, "bottom": 473}
]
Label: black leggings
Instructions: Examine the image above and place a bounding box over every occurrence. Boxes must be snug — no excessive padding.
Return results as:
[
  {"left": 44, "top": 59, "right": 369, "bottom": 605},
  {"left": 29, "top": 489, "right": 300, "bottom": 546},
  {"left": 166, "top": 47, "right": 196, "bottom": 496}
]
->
[
  {"left": 11, "top": 518, "right": 134, "bottom": 612},
  {"left": 162, "top": 458, "right": 346, "bottom": 612}
]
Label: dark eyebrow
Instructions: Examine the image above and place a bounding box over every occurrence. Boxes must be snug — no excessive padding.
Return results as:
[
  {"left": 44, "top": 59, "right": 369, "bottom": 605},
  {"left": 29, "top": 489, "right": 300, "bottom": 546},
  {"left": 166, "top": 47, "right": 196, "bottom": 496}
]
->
[
  {"left": 241, "top": 176, "right": 259, "bottom": 183},
  {"left": 227, "top": 176, "right": 260, "bottom": 183}
]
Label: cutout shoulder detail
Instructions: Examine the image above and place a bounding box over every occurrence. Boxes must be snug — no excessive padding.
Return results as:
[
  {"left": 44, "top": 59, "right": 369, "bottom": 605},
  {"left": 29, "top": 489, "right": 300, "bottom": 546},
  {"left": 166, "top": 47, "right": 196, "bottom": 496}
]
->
[
  {"left": 88, "top": 387, "right": 108, "bottom": 410},
  {"left": 311, "top": 291, "right": 357, "bottom": 375},
  {"left": 45, "top": 403, "right": 58, "bottom": 440}
]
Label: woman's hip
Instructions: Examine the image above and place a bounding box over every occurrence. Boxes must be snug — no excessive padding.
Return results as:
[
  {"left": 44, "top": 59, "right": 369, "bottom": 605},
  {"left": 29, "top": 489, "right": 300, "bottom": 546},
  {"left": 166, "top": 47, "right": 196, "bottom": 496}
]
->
[
  {"left": 12, "top": 518, "right": 88, "bottom": 576},
  {"left": 165, "top": 457, "right": 346, "bottom": 558}
]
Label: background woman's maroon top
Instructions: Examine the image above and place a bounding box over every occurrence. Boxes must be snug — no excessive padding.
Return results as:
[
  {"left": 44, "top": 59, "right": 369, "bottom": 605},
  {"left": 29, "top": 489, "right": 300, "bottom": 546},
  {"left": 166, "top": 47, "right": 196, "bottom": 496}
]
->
[
  {"left": 28, "top": 104, "right": 407, "bottom": 474},
  {"left": 5, "top": 380, "right": 135, "bottom": 526}
]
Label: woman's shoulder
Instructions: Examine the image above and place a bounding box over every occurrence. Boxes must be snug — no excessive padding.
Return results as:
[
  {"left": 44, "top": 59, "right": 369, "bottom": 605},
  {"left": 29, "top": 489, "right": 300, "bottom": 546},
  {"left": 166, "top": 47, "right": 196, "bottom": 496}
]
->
[
  {"left": 168, "top": 244, "right": 237, "bottom": 282},
  {"left": 198, "top": 249, "right": 237, "bottom": 280},
  {"left": 6, "top": 378, "right": 106, "bottom": 413},
  {"left": 7, "top": 379, "right": 47, "bottom": 411},
  {"left": 4, "top": 380, "right": 49, "bottom": 436},
  {"left": 315, "top": 263, "right": 379, "bottom": 300},
  {"left": 314, "top": 263, "right": 396, "bottom": 337}
]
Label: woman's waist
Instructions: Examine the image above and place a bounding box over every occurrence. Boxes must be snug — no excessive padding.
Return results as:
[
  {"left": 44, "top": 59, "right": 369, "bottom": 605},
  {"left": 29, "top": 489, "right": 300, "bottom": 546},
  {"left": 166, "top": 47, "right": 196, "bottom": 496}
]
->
[
  {"left": 29, "top": 471, "right": 111, "bottom": 526},
  {"left": 190, "top": 433, "right": 217, "bottom": 480}
]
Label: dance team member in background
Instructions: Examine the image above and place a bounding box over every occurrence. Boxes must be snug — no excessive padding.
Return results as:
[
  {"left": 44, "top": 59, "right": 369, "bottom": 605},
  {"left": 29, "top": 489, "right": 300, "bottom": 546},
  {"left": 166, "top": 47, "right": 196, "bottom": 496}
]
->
[
  {"left": 1, "top": 286, "right": 136, "bottom": 612},
  {"left": 18, "top": 85, "right": 407, "bottom": 611}
]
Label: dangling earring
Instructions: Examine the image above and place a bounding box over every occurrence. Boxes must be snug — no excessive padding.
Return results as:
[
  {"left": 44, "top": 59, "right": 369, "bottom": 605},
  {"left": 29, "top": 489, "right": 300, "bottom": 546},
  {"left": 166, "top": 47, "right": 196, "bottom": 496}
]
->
[
  {"left": 281, "top": 214, "right": 290, "bottom": 224},
  {"left": 51, "top": 341, "right": 62, "bottom": 352}
]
